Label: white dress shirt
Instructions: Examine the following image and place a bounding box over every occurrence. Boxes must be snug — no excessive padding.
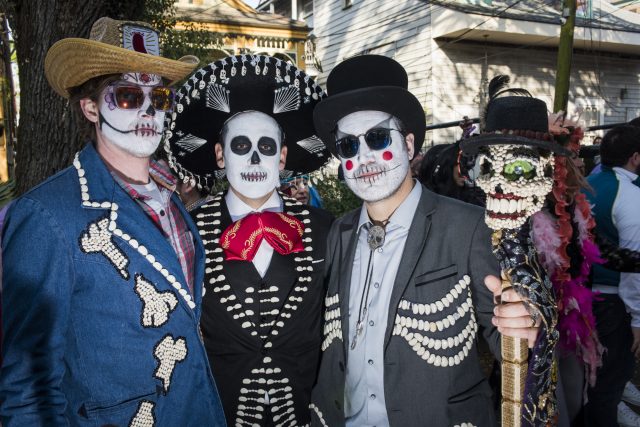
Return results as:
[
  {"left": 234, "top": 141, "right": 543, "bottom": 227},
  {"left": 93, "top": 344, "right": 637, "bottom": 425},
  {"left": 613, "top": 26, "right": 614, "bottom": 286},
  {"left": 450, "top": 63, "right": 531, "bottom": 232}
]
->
[
  {"left": 345, "top": 182, "right": 422, "bottom": 427},
  {"left": 610, "top": 167, "right": 640, "bottom": 327},
  {"left": 225, "top": 189, "right": 282, "bottom": 277}
]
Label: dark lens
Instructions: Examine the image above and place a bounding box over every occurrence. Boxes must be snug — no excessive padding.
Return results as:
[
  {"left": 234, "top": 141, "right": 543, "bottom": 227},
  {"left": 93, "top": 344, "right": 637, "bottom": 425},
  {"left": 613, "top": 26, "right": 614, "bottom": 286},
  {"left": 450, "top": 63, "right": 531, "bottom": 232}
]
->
[
  {"left": 365, "top": 128, "right": 392, "bottom": 150},
  {"left": 230, "top": 136, "right": 252, "bottom": 155},
  {"left": 114, "top": 86, "right": 144, "bottom": 110},
  {"left": 257, "top": 137, "right": 277, "bottom": 156},
  {"left": 336, "top": 135, "right": 359, "bottom": 158},
  {"left": 151, "top": 86, "right": 174, "bottom": 111}
]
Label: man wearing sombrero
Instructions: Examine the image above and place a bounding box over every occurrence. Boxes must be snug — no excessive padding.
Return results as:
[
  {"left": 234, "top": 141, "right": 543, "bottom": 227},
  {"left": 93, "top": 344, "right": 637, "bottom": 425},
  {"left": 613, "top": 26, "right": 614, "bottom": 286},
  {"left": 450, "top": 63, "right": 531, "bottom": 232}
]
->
[
  {"left": 309, "top": 55, "right": 539, "bottom": 426},
  {"left": 165, "top": 54, "right": 333, "bottom": 426},
  {"left": 0, "top": 17, "right": 225, "bottom": 425}
]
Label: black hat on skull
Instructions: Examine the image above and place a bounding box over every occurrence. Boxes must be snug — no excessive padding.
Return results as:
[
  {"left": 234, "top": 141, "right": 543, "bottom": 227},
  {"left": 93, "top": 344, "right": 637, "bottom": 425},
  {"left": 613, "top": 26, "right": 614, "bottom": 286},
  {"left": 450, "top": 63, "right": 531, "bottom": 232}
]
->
[{"left": 164, "top": 54, "right": 329, "bottom": 191}]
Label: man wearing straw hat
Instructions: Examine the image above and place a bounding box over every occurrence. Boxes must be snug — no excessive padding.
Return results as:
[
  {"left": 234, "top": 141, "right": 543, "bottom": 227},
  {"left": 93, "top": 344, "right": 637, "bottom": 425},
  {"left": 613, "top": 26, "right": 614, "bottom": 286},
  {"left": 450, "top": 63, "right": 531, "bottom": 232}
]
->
[{"left": 0, "top": 17, "right": 225, "bottom": 426}]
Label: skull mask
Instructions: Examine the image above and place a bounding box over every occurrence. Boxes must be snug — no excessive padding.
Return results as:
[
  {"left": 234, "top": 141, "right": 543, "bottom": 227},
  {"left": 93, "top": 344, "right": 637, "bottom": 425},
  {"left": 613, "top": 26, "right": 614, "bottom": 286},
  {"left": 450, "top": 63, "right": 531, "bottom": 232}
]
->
[
  {"left": 220, "top": 110, "right": 284, "bottom": 200},
  {"left": 476, "top": 144, "right": 554, "bottom": 230}
]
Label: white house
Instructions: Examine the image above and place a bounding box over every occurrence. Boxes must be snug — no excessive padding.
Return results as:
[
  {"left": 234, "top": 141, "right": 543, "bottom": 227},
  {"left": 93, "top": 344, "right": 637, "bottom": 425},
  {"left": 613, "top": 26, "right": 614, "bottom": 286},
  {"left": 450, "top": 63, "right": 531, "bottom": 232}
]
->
[{"left": 258, "top": 0, "right": 640, "bottom": 148}]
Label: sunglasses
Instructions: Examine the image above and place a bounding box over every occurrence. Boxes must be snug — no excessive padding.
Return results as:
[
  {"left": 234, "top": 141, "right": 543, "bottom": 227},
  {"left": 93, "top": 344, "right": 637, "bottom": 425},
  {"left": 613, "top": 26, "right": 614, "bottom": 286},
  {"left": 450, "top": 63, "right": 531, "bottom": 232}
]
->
[
  {"left": 109, "top": 83, "right": 174, "bottom": 112},
  {"left": 334, "top": 128, "right": 403, "bottom": 159}
]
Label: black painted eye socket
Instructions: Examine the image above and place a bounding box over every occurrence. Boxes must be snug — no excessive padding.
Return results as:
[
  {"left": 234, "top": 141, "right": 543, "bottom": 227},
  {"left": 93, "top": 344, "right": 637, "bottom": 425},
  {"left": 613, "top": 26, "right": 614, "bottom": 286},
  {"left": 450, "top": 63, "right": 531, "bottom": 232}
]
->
[
  {"left": 257, "top": 137, "right": 277, "bottom": 156},
  {"left": 230, "top": 136, "right": 252, "bottom": 155}
]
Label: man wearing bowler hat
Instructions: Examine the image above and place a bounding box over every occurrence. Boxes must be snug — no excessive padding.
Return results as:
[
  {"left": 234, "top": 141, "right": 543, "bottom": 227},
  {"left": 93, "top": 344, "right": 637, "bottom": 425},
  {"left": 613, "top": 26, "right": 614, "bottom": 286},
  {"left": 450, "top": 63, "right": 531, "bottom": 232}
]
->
[
  {"left": 0, "top": 17, "right": 225, "bottom": 425},
  {"left": 309, "top": 55, "right": 539, "bottom": 426}
]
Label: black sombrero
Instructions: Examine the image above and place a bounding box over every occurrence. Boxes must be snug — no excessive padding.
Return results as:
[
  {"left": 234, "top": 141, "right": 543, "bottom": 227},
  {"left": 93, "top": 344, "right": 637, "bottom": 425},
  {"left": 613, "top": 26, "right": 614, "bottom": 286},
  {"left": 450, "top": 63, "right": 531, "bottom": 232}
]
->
[
  {"left": 164, "top": 54, "right": 329, "bottom": 190},
  {"left": 461, "top": 76, "right": 571, "bottom": 156},
  {"left": 313, "top": 55, "right": 426, "bottom": 156}
]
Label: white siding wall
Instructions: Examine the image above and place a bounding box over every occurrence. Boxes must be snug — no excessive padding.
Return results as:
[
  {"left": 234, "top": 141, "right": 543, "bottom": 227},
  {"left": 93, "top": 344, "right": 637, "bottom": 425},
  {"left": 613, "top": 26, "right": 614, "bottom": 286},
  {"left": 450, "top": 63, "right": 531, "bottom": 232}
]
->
[
  {"left": 313, "top": 0, "right": 433, "bottom": 145},
  {"left": 431, "top": 41, "right": 640, "bottom": 145}
]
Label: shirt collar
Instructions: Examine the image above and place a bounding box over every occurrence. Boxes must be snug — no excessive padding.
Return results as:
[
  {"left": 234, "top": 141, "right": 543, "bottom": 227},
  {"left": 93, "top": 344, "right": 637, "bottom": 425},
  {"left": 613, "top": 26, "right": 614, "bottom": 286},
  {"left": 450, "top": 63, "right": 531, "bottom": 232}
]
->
[
  {"left": 357, "top": 180, "right": 422, "bottom": 230},
  {"left": 225, "top": 188, "right": 282, "bottom": 219},
  {"left": 613, "top": 166, "right": 639, "bottom": 182},
  {"left": 111, "top": 159, "right": 176, "bottom": 201}
]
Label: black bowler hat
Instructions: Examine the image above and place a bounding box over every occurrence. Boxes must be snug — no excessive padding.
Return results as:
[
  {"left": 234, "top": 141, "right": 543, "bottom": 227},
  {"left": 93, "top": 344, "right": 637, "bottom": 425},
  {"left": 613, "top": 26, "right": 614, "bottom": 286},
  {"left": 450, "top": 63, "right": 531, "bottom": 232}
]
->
[
  {"left": 313, "top": 55, "right": 426, "bottom": 156},
  {"left": 164, "top": 54, "right": 329, "bottom": 191},
  {"left": 461, "top": 75, "right": 571, "bottom": 156}
]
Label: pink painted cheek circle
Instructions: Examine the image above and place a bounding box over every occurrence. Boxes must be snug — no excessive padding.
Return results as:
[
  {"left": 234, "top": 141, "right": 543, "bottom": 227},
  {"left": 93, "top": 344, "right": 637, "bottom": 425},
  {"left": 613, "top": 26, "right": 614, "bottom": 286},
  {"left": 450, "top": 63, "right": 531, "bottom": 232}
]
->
[
  {"left": 382, "top": 151, "right": 393, "bottom": 161},
  {"left": 345, "top": 160, "right": 354, "bottom": 171}
]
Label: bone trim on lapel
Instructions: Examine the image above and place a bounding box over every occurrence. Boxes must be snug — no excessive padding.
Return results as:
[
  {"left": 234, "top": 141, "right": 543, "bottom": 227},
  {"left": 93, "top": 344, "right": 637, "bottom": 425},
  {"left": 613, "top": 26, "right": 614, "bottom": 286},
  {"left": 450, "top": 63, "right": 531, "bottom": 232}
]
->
[
  {"left": 383, "top": 187, "right": 437, "bottom": 349},
  {"left": 73, "top": 147, "right": 197, "bottom": 311}
]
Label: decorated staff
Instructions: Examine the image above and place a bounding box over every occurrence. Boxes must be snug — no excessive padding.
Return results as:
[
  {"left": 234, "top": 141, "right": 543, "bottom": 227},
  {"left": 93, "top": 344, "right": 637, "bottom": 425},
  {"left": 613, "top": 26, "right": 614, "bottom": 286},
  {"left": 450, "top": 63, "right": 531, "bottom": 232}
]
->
[
  {"left": 462, "top": 77, "right": 571, "bottom": 426},
  {"left": 165, "top": 54, "right": 333, "bottom": 427}
]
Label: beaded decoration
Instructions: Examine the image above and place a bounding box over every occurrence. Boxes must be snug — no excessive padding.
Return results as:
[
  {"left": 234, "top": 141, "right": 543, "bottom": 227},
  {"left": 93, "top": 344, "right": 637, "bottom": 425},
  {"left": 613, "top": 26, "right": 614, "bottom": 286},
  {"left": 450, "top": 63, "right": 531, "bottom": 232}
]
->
[
  {"left": 153, "top": 334, "right": 187, "bottom": 393},
  {"left": 309, "top": 403, "right": 328, "bottom": 427},
  {"left": 235, "top": 356, "right": 296, "bottom": 427},
  {"left": 195, "top": 191, "right": 315, "bottom": 425},
  {"left": 134, "top": 274, "right": 178, "bottom": 328},
  {"left": 321, "top": 293, "right": 342, "bottom": 351},
  {"left": 79, "top": 216, "right": 130, "bottom": 279},
  {"left": 129, "top": 400, "right": 156, "bottom": 427},
  {"left": 392, "top": 275, "right": 477, "bottom": 367},
  {"left": 74, "top": 153, "right": 196, "bottom": 310}
]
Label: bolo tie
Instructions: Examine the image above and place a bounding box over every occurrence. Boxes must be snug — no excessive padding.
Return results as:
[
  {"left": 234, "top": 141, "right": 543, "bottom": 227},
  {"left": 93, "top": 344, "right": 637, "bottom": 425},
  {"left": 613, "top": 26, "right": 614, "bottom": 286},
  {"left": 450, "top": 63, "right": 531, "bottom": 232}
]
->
[{"left": 350, "top": 218, "right": 389, "bottom": 350}]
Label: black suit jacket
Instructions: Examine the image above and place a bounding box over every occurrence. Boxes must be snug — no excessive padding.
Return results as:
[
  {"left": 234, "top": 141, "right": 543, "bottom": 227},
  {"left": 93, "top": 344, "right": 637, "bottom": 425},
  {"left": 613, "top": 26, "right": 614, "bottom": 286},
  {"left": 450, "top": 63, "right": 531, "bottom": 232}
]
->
[
  {"left": 311, "top": 186, "right": 500, "bottom": 427},
  {"left": 192, "top": 192, "right": 333, "bottom": 427}
]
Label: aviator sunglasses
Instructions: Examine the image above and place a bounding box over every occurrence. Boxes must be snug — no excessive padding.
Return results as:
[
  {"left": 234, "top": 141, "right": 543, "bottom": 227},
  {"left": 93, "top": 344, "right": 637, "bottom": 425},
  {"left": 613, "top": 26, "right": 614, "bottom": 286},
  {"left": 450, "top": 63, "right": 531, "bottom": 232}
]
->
[
  {"left": 334, "top": 127, "right": 403, "bottom": 159},
  {"left": 108, "top": 82, "right": 175, "bottom": 112}
]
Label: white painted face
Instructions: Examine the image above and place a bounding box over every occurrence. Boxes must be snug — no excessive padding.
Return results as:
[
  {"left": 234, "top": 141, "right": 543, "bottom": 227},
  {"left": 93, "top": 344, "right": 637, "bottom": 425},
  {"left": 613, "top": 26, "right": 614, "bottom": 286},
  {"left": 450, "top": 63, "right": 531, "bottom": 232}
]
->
[
  {"left": 476, "top": 144, "right": 555, "bottom": 230},
  {"left": 222, "top": 111, "right": 283, "bottom": 199},
  {"left": 98, "top": 72, "right": 167, "bottom": 158},
  {"left": 336, "top": 110, "right": 411, "bottom": 202}
]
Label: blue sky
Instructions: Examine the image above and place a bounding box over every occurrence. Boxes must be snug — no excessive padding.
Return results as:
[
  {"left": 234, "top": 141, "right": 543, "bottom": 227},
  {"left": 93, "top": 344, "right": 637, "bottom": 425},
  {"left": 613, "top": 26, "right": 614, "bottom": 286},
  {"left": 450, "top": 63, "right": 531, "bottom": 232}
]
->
[{"left": 243, "top": 0, "right": 260, "bottom": 7}]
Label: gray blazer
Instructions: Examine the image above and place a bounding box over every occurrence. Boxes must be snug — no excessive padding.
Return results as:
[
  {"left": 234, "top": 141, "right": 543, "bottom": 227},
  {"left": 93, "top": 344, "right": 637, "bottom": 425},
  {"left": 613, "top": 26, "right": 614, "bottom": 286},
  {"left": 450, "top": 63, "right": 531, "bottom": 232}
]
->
[{"left": 311, "top": 186, "right": 500, "bottom": 427}]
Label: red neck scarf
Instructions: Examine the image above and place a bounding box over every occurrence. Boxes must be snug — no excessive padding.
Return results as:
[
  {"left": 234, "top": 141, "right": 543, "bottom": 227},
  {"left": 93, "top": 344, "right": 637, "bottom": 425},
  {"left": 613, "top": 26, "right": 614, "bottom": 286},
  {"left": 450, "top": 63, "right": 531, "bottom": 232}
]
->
[{"left": 220, "top": 211, "right": 305, "bottom": 261}]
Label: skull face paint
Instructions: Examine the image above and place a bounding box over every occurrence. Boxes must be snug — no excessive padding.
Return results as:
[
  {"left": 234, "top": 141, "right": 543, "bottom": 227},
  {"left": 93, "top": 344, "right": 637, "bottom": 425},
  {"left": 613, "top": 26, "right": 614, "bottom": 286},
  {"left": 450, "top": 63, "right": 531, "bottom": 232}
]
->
[
  {"left": 222, "top": 111, "right": 283, "bottom": 199},
  {"left": 98, "top": 73, "right": 166, "bottom": 158},
  {"left": 476, "top": 144, "right": 555, "bottom": 230},
  {"left": 336, "top": 110, "right": 410, "bottom": 202}
]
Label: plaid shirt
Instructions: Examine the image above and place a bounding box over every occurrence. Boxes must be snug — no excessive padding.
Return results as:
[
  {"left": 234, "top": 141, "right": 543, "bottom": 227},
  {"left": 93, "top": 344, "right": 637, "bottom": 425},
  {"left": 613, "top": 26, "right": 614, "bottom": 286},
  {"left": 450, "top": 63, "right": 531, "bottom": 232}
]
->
[{"left": 111, "top": 161, "right": 195, "bottom": 295}]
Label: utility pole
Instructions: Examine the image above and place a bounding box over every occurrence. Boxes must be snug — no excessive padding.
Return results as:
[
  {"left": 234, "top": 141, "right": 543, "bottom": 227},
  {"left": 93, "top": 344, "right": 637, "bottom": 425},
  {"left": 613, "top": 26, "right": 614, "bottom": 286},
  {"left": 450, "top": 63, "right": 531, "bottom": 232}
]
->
[{"left": 553, "top": 0, "right": 577, "bottom": 113}]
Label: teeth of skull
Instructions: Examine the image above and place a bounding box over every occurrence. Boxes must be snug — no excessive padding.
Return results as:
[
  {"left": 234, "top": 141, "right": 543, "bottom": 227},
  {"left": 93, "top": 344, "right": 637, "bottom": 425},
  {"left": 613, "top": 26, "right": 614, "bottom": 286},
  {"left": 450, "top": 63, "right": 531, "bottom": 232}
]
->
[
  {"left": 509, "top": 199, "right": 517, "bottom": 213},
  {"left": 500, "top": 199, "right": 509, "bottom": 214}
]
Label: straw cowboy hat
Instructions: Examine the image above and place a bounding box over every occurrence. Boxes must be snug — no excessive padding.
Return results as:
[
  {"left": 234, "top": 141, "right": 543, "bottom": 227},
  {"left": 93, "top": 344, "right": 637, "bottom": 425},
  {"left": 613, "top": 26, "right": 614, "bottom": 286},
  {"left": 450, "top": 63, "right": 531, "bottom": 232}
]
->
[{"left": 44, "top": 17, "right": 198, "bottom": 98}]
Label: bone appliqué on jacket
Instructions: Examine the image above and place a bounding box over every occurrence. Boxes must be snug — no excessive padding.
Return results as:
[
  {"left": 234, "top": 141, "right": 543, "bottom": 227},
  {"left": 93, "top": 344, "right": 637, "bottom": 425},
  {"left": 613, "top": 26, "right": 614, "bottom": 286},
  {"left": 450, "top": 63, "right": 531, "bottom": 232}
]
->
[
  {"left": 392, "top": 275, "right": 478, "bottom": 367},
  {"left": 321, "top": 293, "right": 341, "bottom": 351}
]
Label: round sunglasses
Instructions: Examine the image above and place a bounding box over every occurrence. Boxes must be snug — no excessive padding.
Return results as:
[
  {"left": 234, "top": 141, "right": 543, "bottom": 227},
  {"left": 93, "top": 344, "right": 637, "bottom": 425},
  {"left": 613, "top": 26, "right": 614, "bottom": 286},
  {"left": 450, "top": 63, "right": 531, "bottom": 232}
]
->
[
  {"left": 334, "top": 127, "right": 403, "bottom": 159},
  {"left": 109, "top": 83, "right": 175, "bottom": 112}
]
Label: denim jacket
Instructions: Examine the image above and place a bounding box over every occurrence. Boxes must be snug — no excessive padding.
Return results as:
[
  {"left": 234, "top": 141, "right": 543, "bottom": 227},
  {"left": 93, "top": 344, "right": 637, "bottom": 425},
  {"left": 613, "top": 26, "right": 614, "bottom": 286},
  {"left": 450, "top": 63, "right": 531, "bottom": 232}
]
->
[{"left": 1, "top": 144, "right": 226, "bottom": 426}]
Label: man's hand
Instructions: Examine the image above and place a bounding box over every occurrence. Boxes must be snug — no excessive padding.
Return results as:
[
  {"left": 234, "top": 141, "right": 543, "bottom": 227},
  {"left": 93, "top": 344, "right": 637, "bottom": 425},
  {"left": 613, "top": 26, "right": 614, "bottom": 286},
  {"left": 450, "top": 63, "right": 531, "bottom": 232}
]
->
[
  {"left": 485, "top": 274, "right": 539, "bottom": 348},
  {"left": 631, "top": 327, "right": 640, "bottom": 358}
]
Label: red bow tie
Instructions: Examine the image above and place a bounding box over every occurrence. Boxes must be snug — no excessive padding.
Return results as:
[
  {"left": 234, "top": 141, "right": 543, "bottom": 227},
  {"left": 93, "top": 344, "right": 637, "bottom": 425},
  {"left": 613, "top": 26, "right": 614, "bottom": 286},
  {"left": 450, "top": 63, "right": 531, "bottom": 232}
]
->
[{"left": 220, "top": 211, "right": 305, "bottom": 261}]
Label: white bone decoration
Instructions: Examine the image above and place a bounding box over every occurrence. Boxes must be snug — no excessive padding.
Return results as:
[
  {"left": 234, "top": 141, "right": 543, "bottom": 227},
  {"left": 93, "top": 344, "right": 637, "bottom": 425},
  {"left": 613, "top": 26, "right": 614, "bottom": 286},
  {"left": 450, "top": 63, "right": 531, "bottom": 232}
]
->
[
  {"left": 322, "top": 293, "right": 342, "bottom": 351},
  {"left": 128, "top": 400, "right": 156, "bottom": 427},
  {"left": 135, "top": 274, "right": 179, "bottom": 328},
  {"left": 153, "top": 335, "right": 187, "bottom": 393},
  {"left": 79, "top": 217, "right": 130, "bottom": 279},
  {"left": 392, "top": 275, "right": 478, "bottom": 367}
]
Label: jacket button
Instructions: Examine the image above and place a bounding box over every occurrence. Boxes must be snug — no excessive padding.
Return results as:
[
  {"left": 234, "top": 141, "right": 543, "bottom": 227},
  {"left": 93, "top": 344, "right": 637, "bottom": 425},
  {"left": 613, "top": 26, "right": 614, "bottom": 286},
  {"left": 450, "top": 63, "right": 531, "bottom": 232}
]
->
[
  {"left": 339, "top": 361, "right": 344, "bottom": 371},
  {"left": 334, "top": 400, "right": 342, "bottom": 410}
]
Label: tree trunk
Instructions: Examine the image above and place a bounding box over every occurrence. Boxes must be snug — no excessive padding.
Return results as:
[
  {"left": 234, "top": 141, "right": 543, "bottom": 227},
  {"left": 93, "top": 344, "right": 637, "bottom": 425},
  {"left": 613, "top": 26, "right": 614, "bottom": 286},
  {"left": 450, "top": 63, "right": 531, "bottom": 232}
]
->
[{"left": 3, "top": 0, "right": 145, "bottom": 195}]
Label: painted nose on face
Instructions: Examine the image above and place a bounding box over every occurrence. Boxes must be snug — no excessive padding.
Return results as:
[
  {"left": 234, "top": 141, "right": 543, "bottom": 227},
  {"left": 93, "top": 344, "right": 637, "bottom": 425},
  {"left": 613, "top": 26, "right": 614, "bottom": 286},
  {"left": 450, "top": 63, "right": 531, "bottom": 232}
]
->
[
  {"left": 251, "top": 151, "right": 261, "bottom": 164},
  {"left": 145, "top": 104, "right": 156, "bottom": 116}
]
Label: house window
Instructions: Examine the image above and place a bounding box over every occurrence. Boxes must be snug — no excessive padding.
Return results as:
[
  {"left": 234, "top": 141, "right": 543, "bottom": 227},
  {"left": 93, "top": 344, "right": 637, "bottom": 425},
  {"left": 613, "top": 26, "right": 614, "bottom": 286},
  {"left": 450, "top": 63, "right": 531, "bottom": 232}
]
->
[{"left": 343, "top": 0, "right": 353, "bottom": 9}]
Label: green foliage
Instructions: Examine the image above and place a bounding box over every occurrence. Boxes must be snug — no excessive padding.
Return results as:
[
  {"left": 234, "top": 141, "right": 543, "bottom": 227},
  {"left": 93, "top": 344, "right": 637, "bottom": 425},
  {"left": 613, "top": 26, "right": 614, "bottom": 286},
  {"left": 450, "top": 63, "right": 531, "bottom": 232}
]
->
[
  {"left": 142, "top": 0, "right": 222, "bottom": 65},
  {"left": 314, "top": 175, "right": 361, "bottom": 218}
]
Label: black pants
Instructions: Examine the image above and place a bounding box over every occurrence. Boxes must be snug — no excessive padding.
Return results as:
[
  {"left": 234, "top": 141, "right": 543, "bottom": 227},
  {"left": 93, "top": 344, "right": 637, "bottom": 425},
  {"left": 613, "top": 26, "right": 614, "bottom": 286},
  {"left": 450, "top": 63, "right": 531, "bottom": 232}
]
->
[{"left": 584, "top": 293, "right": 635, "bottom": 427}]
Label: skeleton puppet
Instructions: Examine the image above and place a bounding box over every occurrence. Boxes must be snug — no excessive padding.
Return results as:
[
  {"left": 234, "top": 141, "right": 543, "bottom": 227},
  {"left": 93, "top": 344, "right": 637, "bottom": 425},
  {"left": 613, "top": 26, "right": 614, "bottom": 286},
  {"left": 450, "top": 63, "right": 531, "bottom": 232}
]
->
[{"left": 462, "top": 76, "right": 571, "bottom": 426}]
